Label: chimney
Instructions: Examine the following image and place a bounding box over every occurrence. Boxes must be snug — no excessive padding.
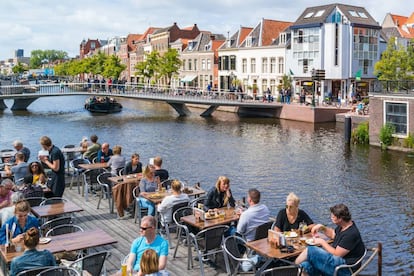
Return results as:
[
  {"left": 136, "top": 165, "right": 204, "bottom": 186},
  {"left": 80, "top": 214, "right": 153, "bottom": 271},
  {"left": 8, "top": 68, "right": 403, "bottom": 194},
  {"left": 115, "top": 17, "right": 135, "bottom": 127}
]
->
[{"left": 210, "top": 35, "right": 215, "bottom": 41}]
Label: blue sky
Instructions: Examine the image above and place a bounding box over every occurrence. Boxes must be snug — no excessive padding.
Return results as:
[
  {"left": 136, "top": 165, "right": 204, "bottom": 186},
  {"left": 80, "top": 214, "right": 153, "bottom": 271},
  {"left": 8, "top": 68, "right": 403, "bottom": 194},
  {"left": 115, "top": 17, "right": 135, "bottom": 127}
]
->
[{"left": 0, "top": 0, "right": 409, "bottom": 60}]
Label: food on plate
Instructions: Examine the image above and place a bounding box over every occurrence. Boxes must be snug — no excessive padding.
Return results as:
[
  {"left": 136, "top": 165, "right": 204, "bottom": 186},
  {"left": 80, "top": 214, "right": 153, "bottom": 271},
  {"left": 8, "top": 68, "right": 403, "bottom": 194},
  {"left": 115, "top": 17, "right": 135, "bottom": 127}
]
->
[
  {"left": 305, "top": 238, "right": 316, "bottom": 245},
  {"left": 284, "top": 231, "right": 298, "bottom": 238}
]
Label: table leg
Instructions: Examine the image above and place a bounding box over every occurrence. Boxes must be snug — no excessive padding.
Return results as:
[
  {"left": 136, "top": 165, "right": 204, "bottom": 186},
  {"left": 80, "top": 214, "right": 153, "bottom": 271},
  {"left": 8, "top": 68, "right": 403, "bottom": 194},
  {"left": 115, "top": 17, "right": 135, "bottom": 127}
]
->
[{"left": 256, "top": 258, "right": 272, "bottom": 276}]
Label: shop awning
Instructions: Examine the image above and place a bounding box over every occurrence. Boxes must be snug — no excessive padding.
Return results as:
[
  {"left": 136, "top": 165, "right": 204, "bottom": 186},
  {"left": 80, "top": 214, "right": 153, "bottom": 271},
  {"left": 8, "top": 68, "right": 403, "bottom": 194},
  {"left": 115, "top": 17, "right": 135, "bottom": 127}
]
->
[{"left": 180, "top": 75, "right": 197, "bottom": 82}]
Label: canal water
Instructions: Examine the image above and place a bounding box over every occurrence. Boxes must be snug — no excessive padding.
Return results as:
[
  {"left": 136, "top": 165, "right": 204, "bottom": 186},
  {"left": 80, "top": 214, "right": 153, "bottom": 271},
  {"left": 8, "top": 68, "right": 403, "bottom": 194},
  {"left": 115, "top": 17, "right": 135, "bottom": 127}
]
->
[{"left": 0, "top": 95, "right": 412, "bottom": 275}]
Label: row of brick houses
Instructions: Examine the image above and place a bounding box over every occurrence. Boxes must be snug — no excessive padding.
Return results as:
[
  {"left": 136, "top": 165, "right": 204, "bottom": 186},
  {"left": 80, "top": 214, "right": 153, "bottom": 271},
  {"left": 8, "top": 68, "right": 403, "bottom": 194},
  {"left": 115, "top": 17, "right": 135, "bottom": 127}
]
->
[{"left": 79, "top": 3, "right": 414, "bottom": 103}]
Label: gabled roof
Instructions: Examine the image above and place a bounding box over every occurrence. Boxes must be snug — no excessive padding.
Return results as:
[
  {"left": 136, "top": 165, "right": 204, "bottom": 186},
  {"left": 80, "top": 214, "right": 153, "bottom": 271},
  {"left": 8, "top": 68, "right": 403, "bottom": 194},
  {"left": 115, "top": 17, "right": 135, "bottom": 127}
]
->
[
  {"left": 219, "top": 26, "right": 254, "bottom": 50},
  {"left": 239, "top": 18, "right": 292, "bottom": 47},
  {"left": 126, "top": 34, "right": 141, "bottom": 51},
  {"left": 386, "top": 13, "right": 414, "bottom": 39},
  {"left": 293, "top": 3, "right": 380, "bottom": 29},
  {"left": 182, "top": 33, "right": 226, "bottom": 52},
  {"left": 390, "top": 14, "right": 408, "bottom": 26},
  {"left": 407, "top": 12, "right": 414, "bottom": 25}
]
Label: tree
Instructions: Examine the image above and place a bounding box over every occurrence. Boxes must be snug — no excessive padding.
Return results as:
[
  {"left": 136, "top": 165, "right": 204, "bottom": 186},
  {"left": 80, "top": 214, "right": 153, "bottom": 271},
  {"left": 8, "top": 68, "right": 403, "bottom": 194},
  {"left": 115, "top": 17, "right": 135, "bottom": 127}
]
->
[
  {"left": 12, "top": 62, "right": 28, "bottom": 74},
  {"left": 102, "top": 55, "right": 126, "bottom": 79},
  {"left": 374, "top": 37, "right": 413, "bottom": 81},
  {"left": 134, "top": 51, "right": 161, "bottom": 84},
  {"left": 30, "top": 49, "right": 68, "bottom": 68},
  {"left": 159, "top": 48, "right": 182, "bottom": 85}
]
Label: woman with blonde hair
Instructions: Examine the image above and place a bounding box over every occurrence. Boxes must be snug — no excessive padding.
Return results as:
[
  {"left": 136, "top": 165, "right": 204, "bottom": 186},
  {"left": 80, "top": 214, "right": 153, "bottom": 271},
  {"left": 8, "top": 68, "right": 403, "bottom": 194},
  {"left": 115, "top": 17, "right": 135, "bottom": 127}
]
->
[
  {"left": 157, "top": 180, "right": 189, "bottom": 224},
  {"left": 10, "top": 227, "right": 56, "bottom": 276},
  {"left": 139, "top": 249, "right": 161, "bottom": 276},
  {"left": 273, "top": 192, "right": 314, "bottom": 232},
  {"left": 107, "top": 145, "right": 126, "bottom": 176},
  {"left": 138, "top": 165, "right": 160, "bottom": 216},
  {"left": 204, "top": 176, "right": 235, "bottom": 211}
]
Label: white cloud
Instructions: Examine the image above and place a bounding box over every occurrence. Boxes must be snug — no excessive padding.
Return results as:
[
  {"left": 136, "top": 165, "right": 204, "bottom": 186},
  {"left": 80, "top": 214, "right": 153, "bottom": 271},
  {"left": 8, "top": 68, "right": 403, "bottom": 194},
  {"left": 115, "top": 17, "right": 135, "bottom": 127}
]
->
[{"left": 0, "top": 0, "right": 410, "bottom": 60}]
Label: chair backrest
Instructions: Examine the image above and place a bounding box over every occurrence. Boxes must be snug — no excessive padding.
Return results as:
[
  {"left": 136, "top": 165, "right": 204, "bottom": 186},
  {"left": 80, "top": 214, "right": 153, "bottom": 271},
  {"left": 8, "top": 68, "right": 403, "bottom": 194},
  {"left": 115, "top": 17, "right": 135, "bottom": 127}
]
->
[
  {"left": 254, "top": 220, "right": 274, "bottom": 241},
  {"left": 160, "top": 179, "right": 172, "bottom": 190},
  {"left": 40, "top": 197, "right": 67, "bottom": 206},
  {"left": 70, "top": 251, "right": 109, "bottom": 276},
  {"left": 189, "top": 196, "right": 207, "bottom": 208},
  {"left": 16, "top": 266, "right": 55, "bottom": 276},
  {"left": 334, "top": 248, "right": 368, "bottom": 276},
  {"left": 41, "top": 216, "right": 73, "bottom": 236},
  {"left": 352, "top": 243, "right": 382, "bottom": 276},
  {"left": 195, "top": 225, "right": 229, "bottom": 251},
  {"left": 45, "top": 224, "right": 84, "bottom": 237},
  {"left": 118, "top": 167, "right": 125, "bottom": 176},
  {"left": 25, "top": 196, "right": 46, "bottom": 207},
  {"left": 132, "top": 186, "right": 140, "bottom": 199},
  {"left": 63, "top": 145, "right": 76, "bottom": 159},
  {"left": 37, "top": 266, "right": 80, "bottom": 276},
  {"left": 70, "top": 158, "right": 90, "bottom": 170},
  {"left": 97, "top": 172, "right": 113, "bottom": 185},
  {"left": 173, "top": 206, "right": 194, "bottom": 226},
  {"left": 260, "top": 265, "right": 301, "bottom": 276},
  {"left": 83, "top": 168, "right": 106, "bottom": 189}
]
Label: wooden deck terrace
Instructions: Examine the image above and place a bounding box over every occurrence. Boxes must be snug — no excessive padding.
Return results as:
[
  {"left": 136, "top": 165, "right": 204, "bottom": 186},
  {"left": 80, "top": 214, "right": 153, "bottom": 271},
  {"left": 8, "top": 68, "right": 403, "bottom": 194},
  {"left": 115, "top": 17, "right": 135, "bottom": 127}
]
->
[{"left": 61, "top": 180, "right": 229, "bottom": 276}]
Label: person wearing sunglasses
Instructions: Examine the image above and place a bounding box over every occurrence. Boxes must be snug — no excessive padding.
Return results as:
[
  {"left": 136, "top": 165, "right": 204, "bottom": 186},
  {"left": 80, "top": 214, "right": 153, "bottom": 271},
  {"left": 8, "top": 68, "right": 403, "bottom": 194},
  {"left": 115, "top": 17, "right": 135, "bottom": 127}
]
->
[
  {"left": 273, "top": 192, "right": 314, "bottom": 232},
  {"left": 126, "top": 216, "right": 168, "bottom": 276},
  {"left": 26, "top": 162, "right": 47, "bottom": 185}
]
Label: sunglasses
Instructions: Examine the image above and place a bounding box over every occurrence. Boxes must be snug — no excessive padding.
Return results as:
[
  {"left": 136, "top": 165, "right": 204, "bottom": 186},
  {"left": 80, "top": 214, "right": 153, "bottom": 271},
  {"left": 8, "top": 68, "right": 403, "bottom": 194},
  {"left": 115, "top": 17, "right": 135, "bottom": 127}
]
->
[
  {"left": 286, "top": 205, "right": 296, "bottom": 209},
  {"left": 140, "top": 226, "right": 153, "bottom": 231},
  {"left": 31, "top": 164, "right": 39, "bottom": 167}
]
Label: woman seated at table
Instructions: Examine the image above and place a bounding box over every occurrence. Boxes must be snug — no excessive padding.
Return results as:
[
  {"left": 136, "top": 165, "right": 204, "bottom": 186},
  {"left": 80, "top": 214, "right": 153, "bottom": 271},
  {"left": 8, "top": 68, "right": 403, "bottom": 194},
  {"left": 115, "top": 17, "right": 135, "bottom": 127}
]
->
[
  {"left": 10, "top": 227, "right": 56, "bottom": 276},
  {"left": 273, "top": 192, "right": 314, "bottom": 232},
  {"left": 107, "top": 145, "right": 126, "bottom": 176},
  {"left": 25, "top": 161, "right": 47, "bottom": 185},
  {"left": 204, "top": 176, "right": 235, "bottom": 211},
  {"left": 140, "top": 249, "right": 163, "bottom": 276},
  {"left": 157, "top": 180, "right": 189, "bottom": 225},
  {"left": 125, "top": 153, "right": 143, "bottom": 175},
  {"left": 139, "top": 165, "right": 160, "bottom": 216},
  {"left": 0, "top": 200, "right": 39, "bottom": 244}
]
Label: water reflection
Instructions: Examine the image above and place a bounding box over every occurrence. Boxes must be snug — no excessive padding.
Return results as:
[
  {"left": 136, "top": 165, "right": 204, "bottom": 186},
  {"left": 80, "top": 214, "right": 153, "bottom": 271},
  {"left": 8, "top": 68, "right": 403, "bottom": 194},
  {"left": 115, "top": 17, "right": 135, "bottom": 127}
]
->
[{"left": 0, "top": 96, "right": 412, "bottom": 274}]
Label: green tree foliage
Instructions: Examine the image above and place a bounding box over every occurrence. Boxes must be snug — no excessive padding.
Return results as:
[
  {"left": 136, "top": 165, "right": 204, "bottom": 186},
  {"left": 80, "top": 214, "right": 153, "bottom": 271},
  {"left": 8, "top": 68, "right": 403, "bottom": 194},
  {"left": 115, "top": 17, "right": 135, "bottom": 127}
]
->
[
  {"left": 30, "top": 49, "right": 68, "bottom": 68},
  {"left": 102, "top": 55, "right": 126, "bottom": 79},
  {"left": 374, "top": 37, "right": 413, "bottom": 80},
  {"left": 12, "top": 62, "right": 28, "bottom": 74},
  {"left": 159, "top": 48, "right": 182, "bottom": 85},
  {"left": 281, "top": 74, "right": 292, "bottom": 89}
]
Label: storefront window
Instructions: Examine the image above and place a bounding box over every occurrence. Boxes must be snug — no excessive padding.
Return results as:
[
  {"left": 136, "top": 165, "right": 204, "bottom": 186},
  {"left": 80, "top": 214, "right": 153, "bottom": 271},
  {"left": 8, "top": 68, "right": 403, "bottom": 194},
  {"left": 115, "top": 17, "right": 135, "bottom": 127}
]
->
[{"left": 385, "top": 102, "right": 407, "bottom": 135}]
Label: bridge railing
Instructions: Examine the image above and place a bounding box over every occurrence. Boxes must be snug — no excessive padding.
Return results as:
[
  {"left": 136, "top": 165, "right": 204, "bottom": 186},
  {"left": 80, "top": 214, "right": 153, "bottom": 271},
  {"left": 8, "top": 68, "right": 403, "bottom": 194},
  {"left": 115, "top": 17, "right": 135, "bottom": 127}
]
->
[{"left": 0, "top": 82, "right": 251, "bottom": 103}]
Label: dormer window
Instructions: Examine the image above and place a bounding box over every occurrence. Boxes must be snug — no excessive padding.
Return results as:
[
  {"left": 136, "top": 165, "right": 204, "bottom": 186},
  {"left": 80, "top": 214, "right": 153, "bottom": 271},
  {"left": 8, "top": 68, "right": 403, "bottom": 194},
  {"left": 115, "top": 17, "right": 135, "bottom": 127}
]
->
[
  {"left": 205, "top": 42, "right": 211, "bottom": 51},
  {"left": 188, "top": 41, "right": 196, "bottom": 51},
  {"left": 246, "top": 36, "right": 253, "bottom": 47},
  {"left": 279, "top": 33, "right": 287, "bottom": 44}
]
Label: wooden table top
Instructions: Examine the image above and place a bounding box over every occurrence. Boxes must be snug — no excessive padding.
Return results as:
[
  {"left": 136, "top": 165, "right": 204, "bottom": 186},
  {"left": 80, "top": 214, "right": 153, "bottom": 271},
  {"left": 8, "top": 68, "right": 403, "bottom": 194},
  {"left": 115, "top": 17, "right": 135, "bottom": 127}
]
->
[
  {"left": 140, "top": 187, "right": 206, "bottom": 204},
  {"left": 78, "top": 162, "right": 108, "bottom": 170},
  {"left": 181, "top": 207, "right": 239, "bottom": 230},
  {"left": 30, "top": 201, "right": 84, "bottom": 218},
  {"left": 0, "top": 228, "right": 117, "bottom": 264},
  {"left": 108, "top": 173, "right": 142, "bottom": 185}
]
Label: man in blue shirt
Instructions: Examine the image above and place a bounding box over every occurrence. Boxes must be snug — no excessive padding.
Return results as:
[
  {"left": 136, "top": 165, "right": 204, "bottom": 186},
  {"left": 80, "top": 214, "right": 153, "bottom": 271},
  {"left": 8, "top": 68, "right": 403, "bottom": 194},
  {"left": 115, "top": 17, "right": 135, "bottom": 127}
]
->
[
  {"left": 126, "top": 216, "right": 168, "bottom": 275},
  {"left": 97, "top": 143, "right": 113, "bottom": 163}
]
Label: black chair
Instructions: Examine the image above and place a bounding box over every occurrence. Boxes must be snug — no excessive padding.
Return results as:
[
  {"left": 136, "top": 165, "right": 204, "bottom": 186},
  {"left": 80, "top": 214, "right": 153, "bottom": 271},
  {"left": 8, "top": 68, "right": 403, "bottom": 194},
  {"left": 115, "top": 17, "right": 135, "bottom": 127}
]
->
[
  {"left": 97, "top": 172, "right": 114, "bottom": 213},
  {"left": 189, "top": 225, "right": 229, "bottom": 275},
  {"left": 40, "top": 216, "right": 73, "bottom": 237},
  {"left": 260, "top": 265, "right": 302, "bottom": 276},
  {"left": 37, "top": 267, "right": 80, "bottom": 276},
  {"left": 40, "top": 197, "right": 67, "bottom": 206},
  {"left": 69, "top": 251, "right": 110, "bottom": 276},
  {"left": 222, "top": 235, "right": 257, "bottom": 275},
  {"left": 15, "top": 266, "right": 55, "bottom": 276},
  {"left": 159, "top": 200, "right": 189, "bottom": 248},
  {"left": 45, "top": 224, "right": 84, "bottom": 237},
  {"left": 69, "top": 158, "right": 90, "bottom": 193},
  {"left": 254, "top": 220, "right": 275, "bottom": 241},
  {"left": 133, "top": 186, "right": 148, "bottom": 225},
  {"left": 172, "top": 206, "right": 194, "bottom": 270},
  {"left": 25, "top": 196, "right": 46, "bottom": 207},
  {"left": 82, "top": 168, "right": 106, "bottom": 200},
  {"left": 188, "top": 195, "right": 207, "bottom": 209}
]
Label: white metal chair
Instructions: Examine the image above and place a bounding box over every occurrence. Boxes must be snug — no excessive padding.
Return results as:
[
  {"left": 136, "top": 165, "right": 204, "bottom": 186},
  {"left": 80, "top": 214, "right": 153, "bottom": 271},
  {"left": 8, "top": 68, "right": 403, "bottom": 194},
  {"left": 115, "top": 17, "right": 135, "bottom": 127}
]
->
[
  {"left": 159, "top": 200, "right": 189, "bottom": 248},
  {"left": 222, "top": 235, "right": 257, "bottom": 275},
  {"left": 45, "top": 224, "right": 84, "bottom": 237},
  {"left": 132, "top": 186, "right": 148, "bottom": 225},
  {"left": 40, "top": 216, "right": 73, "bottom": 237},
  {"left": 40, "top": 197, "right": 67, "bottom": 206},
  {"left": 69, "top": 158, "right": 90, "bottom": 193},
  {"left": 172, "top": 206, "right": 194, "bottom": 270},
  {"left": 69, "top": 251, "right": 110, "bottom": 276},
  {"left": 97, "top": 172, "right": 114, "bottom": 213},
  {"left": 37, "top": 266, "right": 80, "bottom": 276}
]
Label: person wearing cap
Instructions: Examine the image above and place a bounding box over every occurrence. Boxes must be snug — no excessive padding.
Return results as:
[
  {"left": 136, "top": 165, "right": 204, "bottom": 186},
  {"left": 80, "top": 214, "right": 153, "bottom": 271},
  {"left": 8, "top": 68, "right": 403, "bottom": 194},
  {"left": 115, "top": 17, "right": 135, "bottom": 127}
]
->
[
  {"left": 9, "top": 140, "right": 31, "bottom": 164},
  {"left": 0, "top": 179, "right": 14, "bottom": 210}
]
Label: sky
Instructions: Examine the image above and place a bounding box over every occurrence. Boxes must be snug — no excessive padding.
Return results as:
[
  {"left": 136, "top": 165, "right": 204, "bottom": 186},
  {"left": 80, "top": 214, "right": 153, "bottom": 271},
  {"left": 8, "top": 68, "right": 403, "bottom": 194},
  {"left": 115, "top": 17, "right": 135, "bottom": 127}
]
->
[{"left": 0, "top": 0, "right": 410, "bottom": 61}]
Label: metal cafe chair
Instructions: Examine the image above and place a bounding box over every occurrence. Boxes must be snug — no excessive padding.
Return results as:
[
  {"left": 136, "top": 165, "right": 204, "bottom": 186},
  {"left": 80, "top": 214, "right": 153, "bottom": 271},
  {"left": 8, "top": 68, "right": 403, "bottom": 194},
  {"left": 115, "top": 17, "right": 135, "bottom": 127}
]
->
[
  {"left": 159, "top": 200, "right": 189, "bottom": 248},
  {"left": 172, "top": 206, "right": 195, "bottom": 270},
  {"left": 69, "top": 158, "right": 90, "bottom": 194},
  {"left": 15, "top": 266, "right": 55, "bottom": 276},
  {"left": 97, "top": 172, "right": 114, "bottom": 213},
  {"left": 260, "top": 265, "right": 302, "bottom": 276},
  {"left": 189, "top": 225, "right": 229, "bottom": 276},
  {"left": 133, "top": 186, "right": 148, "bottom": 225},
  {"left": 222, "top": 235, "right": 257, "bottom": 275},
  {"left": 69, "top": 251, "right": 110, "bottom": 276},
  {"left": 37, "top": 266, "right": 80, "bottom": 276}
]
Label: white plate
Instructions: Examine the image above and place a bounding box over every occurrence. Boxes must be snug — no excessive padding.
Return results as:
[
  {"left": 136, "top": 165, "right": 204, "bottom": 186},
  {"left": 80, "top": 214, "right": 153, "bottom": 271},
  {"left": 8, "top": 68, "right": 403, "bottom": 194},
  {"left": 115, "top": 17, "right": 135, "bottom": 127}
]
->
[
  {"left": 39, "top": 238, "right": 51, "bottom": 244},
  {"left": 285, "top": 231, "right": 298, "bottom": 238},
  {"left": 305, "top": 238, "right": 316, "bottom": 246}
]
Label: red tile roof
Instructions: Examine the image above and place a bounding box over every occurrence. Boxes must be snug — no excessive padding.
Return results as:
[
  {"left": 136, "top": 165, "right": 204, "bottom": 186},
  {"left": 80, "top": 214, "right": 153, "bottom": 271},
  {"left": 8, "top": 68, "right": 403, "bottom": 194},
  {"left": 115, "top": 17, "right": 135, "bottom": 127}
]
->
[
  {"left": 239, "top": 27, "right": 254, "bottom": 45},
  {"left": 261, "top": 19, "right": 292, "bottom": 46},
  {"left": 390, "top": 14, "right": 408, "bottom": 26}
]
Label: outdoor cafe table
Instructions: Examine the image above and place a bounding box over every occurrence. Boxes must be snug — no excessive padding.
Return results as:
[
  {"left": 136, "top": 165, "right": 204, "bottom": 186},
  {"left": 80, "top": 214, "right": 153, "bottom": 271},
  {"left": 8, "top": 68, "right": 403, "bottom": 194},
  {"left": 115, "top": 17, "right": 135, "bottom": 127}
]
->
[
  {"left": 0, "top": 228, "right": 117, "bottom": 274},
  {"left": 108, "top": 174, "right": 142, "bottom": 217},
  {"left": 140, "top": 186, "right": 206, "bottom": 205},
  {"left": 30, "top": 201, "right": 84, "bottom": 219},
  {"left": 78, "top": 162, "right": 109, "bottom": 201},
  {"left": 246, "top": 233, "right": 330, "bottom": 275},
  {"left": 180, "top": 207, "right": 239, "bottom": 231}
]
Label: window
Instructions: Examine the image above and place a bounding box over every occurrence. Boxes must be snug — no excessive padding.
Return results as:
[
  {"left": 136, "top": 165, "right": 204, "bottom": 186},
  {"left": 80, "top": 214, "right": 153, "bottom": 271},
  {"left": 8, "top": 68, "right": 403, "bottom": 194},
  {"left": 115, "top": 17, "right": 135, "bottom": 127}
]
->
[
  {"left": 242, "top": 59, "right": 247, "bottom": 73},
  {"left": 194, "top": 59, "right": 197, "bottom": 71},
  {"left": 385, "top": 102, "right": 407, "bottom": 135},
  {"left": 188, "top": 59, "right": 192, "bottom": 71},
  {"left": 250, "top": 58, "right": 256, "bottom": 73},
  {"left": 278, "top": 57, "right": 284, "bottom": 74},
  {"left": 363, "top": 59, "right": 369, "bottom": 74},
  {"left": 349, "top": 10, "right": 359, "bottom": 17},
  {"left": 182, "top": 59, "right": 186, "bottom": 70},
  {"left": 315, "top": 10, "right": 325, "bottom": 17},
  {"left": 246, "top": 36, "right": 252, "bottom": 47},
  {"left": 304, "top": 12, "right": 314, "bottom": 18},
  {"left": 230, "top": 55, "right": 236, "bottom": 70},
  {"left": 335, "top": 23, "right": 339, "bottom": 66},
  {"left": 270, "top": 58, "right": 276, "bottom": 73},
  {"left": 262, "top": 79, "right": 268, "bottom": 93},
  {"left": 223, "top": 56, "right": 229, "bottom": 70},
  {"left": 202, "top": 59, "right": 206, "bottom": 70},
  {"left": 262, "top": 58, "right": 268, "bottom": 73},
  {"left": 303, "top": 59, "right": 308, "bottom": 73},
  {"left": 207, "top": 59, "right": 211, "bottom": 70}
]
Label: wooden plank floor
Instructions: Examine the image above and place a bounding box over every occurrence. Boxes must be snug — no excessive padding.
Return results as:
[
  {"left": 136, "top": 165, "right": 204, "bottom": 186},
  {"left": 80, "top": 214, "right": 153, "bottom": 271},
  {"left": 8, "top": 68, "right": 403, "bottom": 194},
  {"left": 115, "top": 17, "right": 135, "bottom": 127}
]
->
[{"left": 62, "top": 178, "right": 230, "bottom": 276}]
